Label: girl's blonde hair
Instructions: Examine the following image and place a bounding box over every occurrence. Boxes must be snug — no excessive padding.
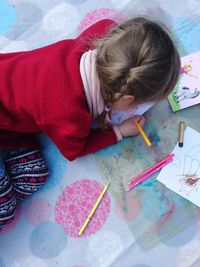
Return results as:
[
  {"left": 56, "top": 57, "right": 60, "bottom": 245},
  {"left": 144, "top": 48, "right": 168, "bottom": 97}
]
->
[{"left": 95, "top": 17, "right": 180, "bottom": 128}]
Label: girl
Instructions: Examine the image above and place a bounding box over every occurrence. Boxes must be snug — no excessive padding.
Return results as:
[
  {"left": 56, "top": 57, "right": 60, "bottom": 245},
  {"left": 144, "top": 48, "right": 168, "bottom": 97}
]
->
[{"left": 0, "top": 17, "right": 180, "bottom": 230}]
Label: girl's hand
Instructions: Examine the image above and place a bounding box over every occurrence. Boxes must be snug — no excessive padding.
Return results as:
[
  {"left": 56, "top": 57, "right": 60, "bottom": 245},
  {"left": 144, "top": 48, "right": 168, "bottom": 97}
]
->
[{"left": 118, "top": 115, "right": 145, "bottom": 137}]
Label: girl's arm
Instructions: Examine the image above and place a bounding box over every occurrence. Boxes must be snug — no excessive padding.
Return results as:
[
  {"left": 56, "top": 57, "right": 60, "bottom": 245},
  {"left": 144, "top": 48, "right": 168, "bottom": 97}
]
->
[
  {"left": 41, "top": 124, "right": 118, "bottom": 161},
  {"left": 41, "top": 115, "right": 145, "bottom": 161}
]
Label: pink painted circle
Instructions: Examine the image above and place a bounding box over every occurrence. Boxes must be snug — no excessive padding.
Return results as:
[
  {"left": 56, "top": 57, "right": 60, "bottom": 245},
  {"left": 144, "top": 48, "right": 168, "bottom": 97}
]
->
[
  {"left": 1, "top": 207, "right": 21, "bottom": 234},
  {"left": 55, "top": 179, "right": 111, "bottom": 238},
  {"left": 78, "top": 8, "right": 125, "bottom": 32},
  {"left": 24, "top": 198, "right": 52, "bottom": 226}
]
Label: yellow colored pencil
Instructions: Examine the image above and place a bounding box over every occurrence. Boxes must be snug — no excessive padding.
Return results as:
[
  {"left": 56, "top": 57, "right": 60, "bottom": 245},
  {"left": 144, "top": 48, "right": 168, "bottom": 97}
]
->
[
  {"left": 79, "top": 180, "right": 110, "bottom": 236},
  {"left": 135, "top": 121, "right": 152, "bottom": 147}
]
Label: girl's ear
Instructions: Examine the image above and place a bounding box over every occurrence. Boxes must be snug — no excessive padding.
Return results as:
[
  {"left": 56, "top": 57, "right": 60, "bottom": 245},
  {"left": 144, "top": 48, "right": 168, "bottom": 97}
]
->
[
  {"left": 123, "top": 95, "right": 135, "bottom": 105},
  {"left": 123, "top": 95, "right": 135, "bottom": 101},
  {"left": 111, "top": 94, "right": 135, "bottom": 111}
]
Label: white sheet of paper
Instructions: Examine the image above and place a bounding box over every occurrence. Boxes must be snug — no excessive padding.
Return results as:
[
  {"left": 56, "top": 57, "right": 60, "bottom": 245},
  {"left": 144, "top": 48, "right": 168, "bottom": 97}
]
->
[
  {"left": 111, "top": 102, "right": 154, "bottom": 125},
  {"left": 157, "top": 127, "right": 200, "bottom": 207}
]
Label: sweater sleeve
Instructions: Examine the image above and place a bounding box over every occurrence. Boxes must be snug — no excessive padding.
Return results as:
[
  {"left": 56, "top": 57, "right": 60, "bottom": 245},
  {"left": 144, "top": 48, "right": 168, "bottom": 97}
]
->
[{"left": 41, "top": 125, "right": 118, "bottom": 161}]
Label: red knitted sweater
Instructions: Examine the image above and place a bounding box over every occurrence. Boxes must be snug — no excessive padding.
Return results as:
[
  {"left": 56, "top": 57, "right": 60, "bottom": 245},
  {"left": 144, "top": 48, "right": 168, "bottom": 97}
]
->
[{"left": 0, "top": 19, "right": 118, "bottom": 161}]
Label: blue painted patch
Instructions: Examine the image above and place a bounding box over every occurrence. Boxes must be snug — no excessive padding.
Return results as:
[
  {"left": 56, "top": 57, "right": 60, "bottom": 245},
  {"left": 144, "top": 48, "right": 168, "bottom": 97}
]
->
[
  {"left": 0, "top": 258, "right": 5, "bottom": 267},
  {"left": 173, "top": 18, "right": 200, "bottom": 54},
  {"left": 149, "top": 130, "right": 161, "bottom": 148},
  {"left": 139, "top": 178, "right": 198, "bottom": 229},
  {"left": 139, "top": 180, "right": 174, "bottom": 222},
  {"left": 0, "top": 0, "right": 16, "bottom": 36},
  {"left": 37, "top": 134, "right": 67, "bottom": 190},
  {"left": 95, "top": 138, "right": 132, "bottom": 158},
  {"left": 29, "top": 221, "right": 67, "bottom": 258}
]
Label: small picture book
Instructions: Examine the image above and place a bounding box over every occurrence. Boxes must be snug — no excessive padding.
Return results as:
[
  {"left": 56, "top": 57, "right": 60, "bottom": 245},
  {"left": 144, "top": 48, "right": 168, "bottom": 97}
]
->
[{"left": 168, "top": 51, "right": 200, "bottom": 112}]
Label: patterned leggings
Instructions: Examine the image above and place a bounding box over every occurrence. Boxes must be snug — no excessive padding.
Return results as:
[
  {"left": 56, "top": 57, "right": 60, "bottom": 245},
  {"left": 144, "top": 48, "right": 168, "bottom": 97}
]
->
[{"left": 0, "top": 148, "right": 49, "bottom": 230}]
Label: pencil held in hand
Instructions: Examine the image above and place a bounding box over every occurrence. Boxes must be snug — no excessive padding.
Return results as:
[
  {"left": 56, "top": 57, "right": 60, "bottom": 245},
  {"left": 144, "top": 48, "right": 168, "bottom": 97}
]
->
[{"left": 135, "top": 120, "right": 152, "bottom": 147}]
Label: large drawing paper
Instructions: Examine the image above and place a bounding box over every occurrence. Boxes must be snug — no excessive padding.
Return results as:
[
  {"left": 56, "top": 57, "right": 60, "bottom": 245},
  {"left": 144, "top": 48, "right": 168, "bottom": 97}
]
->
[{"left": 157, "top": 127, "right": 200, "bottom": 207}]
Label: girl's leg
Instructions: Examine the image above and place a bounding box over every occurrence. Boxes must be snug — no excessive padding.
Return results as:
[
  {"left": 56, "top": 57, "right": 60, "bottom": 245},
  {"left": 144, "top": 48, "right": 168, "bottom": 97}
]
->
[
  {"left": 0, "top": 151, "right": 16, "bottom": 230},
  {"left": 4, "top": 148, "right": 49, "bottom": 202}
]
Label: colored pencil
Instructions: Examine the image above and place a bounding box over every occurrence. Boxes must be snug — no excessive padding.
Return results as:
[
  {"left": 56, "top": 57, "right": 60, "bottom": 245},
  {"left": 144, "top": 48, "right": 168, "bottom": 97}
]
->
[
  {"left": 79, "top": 180, "right": 110, "bottom": 236},
  {"left": 127, "top": 158, "right": 173, "bottom": 191},
  {"left": 128, "top": 153, "right": 174, "bottom": 185},
  {"left": 135, "top": 121, "right": 152, "bottom": 147},
  {"left": 178, "top": 121, "right": 185, "bottom": 147}
]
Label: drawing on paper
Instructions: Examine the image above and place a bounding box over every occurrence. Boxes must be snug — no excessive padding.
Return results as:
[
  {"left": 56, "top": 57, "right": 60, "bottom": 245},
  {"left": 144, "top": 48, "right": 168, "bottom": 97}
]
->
[
  {"left": 176, "top": 147, "right": 200, "bottom": 196},
  {"left": 157, "top": 127, "right": 200, "bottom": 208}
]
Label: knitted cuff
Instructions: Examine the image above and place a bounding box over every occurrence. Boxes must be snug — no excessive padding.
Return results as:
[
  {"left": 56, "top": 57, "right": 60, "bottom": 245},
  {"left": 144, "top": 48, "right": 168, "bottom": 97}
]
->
[{"left": 112, "top": 126, "right": 123, "bottom": 142}]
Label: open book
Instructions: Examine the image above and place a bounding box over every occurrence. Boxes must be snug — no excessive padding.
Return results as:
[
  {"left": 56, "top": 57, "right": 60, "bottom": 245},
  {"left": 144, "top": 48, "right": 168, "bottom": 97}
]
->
[{"left": 168, "top": 51, "right": 200, "bottom": 112}]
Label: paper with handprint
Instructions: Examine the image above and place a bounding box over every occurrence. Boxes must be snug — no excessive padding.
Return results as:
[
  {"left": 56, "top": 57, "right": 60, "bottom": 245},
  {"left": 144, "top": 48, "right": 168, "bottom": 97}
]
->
[{"left": 157, "top": 127, "right": 200, "bottom": 207}]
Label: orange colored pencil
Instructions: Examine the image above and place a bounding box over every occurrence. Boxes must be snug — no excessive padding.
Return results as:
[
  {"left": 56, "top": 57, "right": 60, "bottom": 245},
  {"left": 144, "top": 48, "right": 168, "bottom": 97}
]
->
[{"left": 135, "top": 121, "right": 152, "bottom": 147}]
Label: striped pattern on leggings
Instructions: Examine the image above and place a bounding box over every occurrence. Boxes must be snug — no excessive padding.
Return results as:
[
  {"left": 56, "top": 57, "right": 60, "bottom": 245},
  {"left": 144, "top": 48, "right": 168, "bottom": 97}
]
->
[{"left": 0, "top": 148, "right": 49, "bottom": 230}]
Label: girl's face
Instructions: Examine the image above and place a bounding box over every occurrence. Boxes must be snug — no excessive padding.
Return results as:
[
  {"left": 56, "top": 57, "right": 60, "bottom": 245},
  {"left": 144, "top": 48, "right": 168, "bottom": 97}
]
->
[{"left": 111, "top": 95, "right": 135, "bottom": 111}]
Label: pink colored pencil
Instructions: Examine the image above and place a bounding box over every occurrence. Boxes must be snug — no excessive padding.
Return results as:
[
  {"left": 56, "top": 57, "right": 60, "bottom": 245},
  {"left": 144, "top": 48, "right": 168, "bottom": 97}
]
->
[
  {"left": 127, "top": 158, "right": 173, "bottom": 191},
  {"left": 128, "top": 153, "right": 174, "bottom": 185}
]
